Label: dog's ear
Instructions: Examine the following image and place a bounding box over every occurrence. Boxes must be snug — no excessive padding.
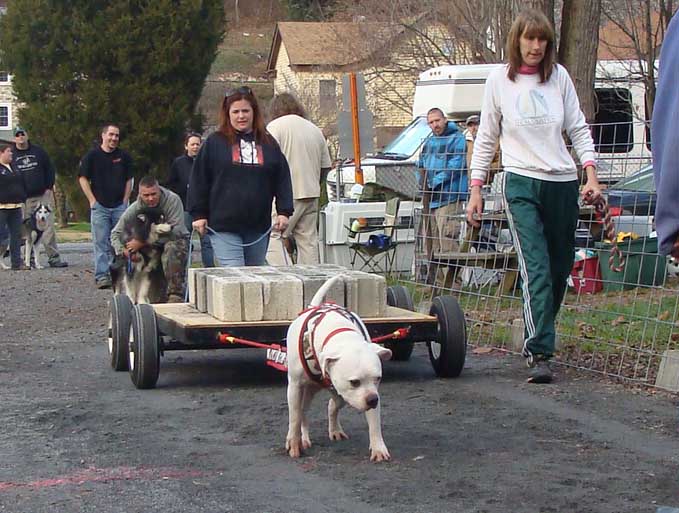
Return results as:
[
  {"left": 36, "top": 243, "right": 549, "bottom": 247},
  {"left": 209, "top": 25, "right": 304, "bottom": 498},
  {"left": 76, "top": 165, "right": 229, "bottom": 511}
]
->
[
  {"left": 319, "top": 348, "right": 341, "bottom": 379},
  {"left": 45, "top": 205, "right": 52, "bottom": 212},
  {"left": 371, "top": 344, "right": 392, "bottom": 362}
]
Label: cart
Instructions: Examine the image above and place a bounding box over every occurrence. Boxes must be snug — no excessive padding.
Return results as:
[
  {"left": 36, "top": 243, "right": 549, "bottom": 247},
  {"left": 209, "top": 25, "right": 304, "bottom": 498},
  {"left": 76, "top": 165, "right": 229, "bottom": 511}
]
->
[{"left": 108, "top": 286, "right": 467, "bottom": 389}]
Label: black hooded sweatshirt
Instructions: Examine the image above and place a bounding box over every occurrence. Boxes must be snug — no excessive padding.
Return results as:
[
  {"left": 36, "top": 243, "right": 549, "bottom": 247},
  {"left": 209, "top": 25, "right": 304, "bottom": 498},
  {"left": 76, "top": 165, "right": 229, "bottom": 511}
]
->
[
  {"left": 12, "top": 142, "right": 55, "bottom": 197},
  {"left": 188, "top": 131, "right": 293, "bottom": 234},
  {"left": 0, "top": 162, "right": 27, "bottom": 204}
]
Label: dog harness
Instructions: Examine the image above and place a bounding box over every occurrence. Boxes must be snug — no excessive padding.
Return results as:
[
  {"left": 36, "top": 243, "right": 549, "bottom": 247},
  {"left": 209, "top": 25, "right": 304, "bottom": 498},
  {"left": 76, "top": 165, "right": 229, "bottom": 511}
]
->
[{"left": 297, "top": 303, "right": 369, "bottom": 389}]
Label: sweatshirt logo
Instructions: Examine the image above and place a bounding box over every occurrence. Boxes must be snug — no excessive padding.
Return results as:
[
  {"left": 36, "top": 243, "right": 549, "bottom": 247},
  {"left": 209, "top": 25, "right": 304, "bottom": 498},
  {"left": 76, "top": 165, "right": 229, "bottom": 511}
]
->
[
  {"left": 15, "top": 155, "right": 38, "bottom": 172},
  {"left": 515, "top": 89, "right": 556, "bottom": 126},
  {"left": 232, "top": 140, "right": 264, "bottom": 165}
]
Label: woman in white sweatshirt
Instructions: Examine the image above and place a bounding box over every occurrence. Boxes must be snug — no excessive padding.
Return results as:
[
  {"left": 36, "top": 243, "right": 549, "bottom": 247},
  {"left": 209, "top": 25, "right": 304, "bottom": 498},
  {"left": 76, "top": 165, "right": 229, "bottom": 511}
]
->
[{"left": 466, "top": 9, "right": 601, "bottom": 383}]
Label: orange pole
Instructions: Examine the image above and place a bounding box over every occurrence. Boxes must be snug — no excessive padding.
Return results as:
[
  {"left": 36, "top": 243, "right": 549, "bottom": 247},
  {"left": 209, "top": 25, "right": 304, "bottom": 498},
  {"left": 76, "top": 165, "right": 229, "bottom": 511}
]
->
[{"left": 349, "top": 73, "right": 364, "bottom": 185}]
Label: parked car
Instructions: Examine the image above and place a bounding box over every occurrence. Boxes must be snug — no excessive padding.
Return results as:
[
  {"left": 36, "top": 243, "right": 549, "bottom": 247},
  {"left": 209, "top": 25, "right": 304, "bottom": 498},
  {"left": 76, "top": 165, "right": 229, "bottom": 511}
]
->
[{"left": 604, "top": 164, "right": 656, "bottom": 216}]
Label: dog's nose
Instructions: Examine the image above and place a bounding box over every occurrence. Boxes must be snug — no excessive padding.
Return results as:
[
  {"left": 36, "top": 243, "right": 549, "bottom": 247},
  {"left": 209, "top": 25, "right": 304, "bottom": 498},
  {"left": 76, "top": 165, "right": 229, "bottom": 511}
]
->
[{"left": 366, "top": 394, "right": 379, "bottom": 409}]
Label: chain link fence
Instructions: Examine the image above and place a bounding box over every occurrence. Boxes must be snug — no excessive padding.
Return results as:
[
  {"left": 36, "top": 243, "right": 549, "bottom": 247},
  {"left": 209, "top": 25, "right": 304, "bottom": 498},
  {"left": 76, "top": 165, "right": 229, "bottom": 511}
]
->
[{"left": 328, "top": 118, "right": 678, "bottom": 393}]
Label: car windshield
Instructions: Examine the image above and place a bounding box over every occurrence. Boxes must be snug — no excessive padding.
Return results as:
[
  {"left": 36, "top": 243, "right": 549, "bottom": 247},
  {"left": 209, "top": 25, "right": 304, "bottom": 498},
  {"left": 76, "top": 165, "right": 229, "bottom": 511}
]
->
[
  {"left": 611, "top": 165, "right": 654, "bottom": 192},
  {"left": 376, "top": 117, "right": 431, "bottom": 159}
]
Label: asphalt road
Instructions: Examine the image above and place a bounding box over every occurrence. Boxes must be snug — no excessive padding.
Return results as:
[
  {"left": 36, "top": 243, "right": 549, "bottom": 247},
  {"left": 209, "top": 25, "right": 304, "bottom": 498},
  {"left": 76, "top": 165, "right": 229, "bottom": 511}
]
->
[{"left": 1, "top": 243, "right": 678, "bottom": 513}]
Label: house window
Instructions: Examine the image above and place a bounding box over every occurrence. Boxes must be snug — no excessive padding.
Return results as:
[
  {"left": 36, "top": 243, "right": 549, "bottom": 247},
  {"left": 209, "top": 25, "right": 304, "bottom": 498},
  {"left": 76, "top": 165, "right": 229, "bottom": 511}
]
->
[
  {"left": 0, "top": 104, "right": 11, "bottom": 129},
  {"left": 592, "top": 88, "right": 634, "bottom": 153},
  {"left": 0, "top": 72, "right": 9, "bottom": 83},
  {"left": 319, "top": 79, "right": 337, "bottom": 115}
]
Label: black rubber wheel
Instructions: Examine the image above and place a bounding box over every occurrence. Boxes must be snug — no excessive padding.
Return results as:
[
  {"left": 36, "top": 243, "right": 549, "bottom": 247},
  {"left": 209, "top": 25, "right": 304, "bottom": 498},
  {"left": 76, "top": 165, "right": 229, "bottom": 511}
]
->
[
  {"left": 385, "top": 285, "right": 415, "bottom": 361},
  {"left": 129, "top": 304, "right": 160, "bottom": 389},
  {"left": 109, "top": 294, "right": 133, "bottom": 371},
  {"left": 427, "top": 295, "right": 467, "bottom": 377}
]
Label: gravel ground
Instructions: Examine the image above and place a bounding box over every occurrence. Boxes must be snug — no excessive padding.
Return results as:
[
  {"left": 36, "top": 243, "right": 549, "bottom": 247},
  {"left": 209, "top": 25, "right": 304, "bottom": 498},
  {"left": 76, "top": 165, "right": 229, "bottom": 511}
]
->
[{"left": 0, "top": 243, "right": 678, "bottom": 513}]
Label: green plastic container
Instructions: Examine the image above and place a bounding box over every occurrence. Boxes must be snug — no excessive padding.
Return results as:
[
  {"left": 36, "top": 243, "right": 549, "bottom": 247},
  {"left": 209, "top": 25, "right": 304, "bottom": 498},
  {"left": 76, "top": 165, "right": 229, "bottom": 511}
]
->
[{"left": 596, "top": 237, "right": 666, "bottom": 292}]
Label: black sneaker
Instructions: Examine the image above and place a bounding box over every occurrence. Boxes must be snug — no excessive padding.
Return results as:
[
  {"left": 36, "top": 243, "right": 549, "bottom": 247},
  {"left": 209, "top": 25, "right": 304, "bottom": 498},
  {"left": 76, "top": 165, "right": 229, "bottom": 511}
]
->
[
  {"left": 96, "top": 276, "right": 112, "bottom": 289},
  {"left": 49, "top": 260, "right": 68, "bottom": 268},
  {"left": 527, "top": 356, "right": 553, "bottom": 384}
]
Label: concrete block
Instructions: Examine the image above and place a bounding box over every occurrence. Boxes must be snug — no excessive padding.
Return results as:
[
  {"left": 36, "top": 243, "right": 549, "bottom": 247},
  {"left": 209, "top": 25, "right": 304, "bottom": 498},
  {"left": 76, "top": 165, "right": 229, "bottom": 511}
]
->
[
  {"left": 187, "top": 268, "right": 198, "bottom": 306},
  {"left": 284, "top": 267, "right": 345, "bottom": 307},
  {"left": 241, "top": 276, "right": 264, "bottom": 322},
  {"left": 194, "top": 268, "right": 242, "bottom": 312},
  {"left": 655, "top": 350, "right": 679, "bottom": 392},
  {"left": 344, "top": 271, "right": 387, "bottom": 317},
  {"left": 210, "top": 276, "right": 243, "bottom": 321},
  {"left": 510, "top": 318, "right": 524, "bottom": 353},
  {"left": 258, "top": 273, "right": 304, "bottom": 320}
]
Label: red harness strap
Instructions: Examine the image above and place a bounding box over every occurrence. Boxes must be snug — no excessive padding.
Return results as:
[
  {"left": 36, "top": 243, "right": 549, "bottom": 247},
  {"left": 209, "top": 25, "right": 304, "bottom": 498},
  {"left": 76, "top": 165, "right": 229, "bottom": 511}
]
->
[{"left": 297, "top": 304, "right": 358, "bottom": 388}]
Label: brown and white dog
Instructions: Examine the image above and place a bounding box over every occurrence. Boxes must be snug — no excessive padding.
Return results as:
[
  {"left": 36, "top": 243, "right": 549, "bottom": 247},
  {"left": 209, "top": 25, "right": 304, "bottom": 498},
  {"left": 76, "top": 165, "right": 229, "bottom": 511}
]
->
[{"left": 285, "top": 275, "right": 392, "bottom": 462}]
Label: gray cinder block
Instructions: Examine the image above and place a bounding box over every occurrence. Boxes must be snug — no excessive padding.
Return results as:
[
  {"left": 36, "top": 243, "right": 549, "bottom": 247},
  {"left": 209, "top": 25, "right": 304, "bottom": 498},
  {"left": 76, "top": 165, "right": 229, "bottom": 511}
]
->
[
  {"left": 655, "top": 350, "right": 679, "bottom": 393},
  {"left": 210, "top": 276, "right": 243, "bottom": 322},
  {"left": 344, "top": 271, "right": 387, "bottom": 317}
]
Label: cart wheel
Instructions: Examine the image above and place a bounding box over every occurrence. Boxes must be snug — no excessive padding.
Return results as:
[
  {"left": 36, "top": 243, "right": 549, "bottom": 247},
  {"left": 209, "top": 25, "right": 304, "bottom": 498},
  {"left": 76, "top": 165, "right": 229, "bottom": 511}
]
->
[
  {"left": 129, "top": 304, "right": 160, "bottom": 389},
  {"left": 385, "top": 285, "right": 415, "bottom": 361},
  {"left": 427, "top": 295, "right": 466, "bottom": 377},
  {"left": 109, "top": 294, "right": 133, "bottom": 371}
]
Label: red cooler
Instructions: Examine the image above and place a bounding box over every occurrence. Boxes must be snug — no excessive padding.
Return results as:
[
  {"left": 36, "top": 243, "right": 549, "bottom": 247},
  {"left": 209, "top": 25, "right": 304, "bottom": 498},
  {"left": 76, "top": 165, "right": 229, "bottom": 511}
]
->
[{"left": 570, "top": 255, "right": 602, "bottom": 294}]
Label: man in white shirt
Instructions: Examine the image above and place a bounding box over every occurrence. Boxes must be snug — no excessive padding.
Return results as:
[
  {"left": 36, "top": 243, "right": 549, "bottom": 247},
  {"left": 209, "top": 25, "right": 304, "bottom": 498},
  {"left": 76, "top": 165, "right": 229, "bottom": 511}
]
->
[{"left": 265, "top": 93, "right": 332, "bottom": 265}]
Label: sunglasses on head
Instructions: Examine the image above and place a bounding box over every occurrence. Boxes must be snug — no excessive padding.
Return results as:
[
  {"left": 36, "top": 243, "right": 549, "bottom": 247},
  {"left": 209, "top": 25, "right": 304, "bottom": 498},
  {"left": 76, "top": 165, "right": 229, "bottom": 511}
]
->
[
  {"left": 15, "top": 131, "right": 25, "bottom": 136},
  {"left": 224, "top": 86, "right": 253, "bottom": 99}
]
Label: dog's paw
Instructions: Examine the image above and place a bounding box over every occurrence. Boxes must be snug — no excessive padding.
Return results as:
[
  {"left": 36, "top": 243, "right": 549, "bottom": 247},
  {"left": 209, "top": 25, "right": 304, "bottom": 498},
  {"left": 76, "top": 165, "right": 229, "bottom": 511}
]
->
[
  {"left": 329, "top": 429, "right": 349, "bottom": 442},
  {"left": 301, "top": 434, "right": 312, "bottom": 450},
  {"left": 286, "top": 436, "right": 303, "bottom": 458},
  {"left": 369, "top": 443, "right": 391, "bottom": 462}
]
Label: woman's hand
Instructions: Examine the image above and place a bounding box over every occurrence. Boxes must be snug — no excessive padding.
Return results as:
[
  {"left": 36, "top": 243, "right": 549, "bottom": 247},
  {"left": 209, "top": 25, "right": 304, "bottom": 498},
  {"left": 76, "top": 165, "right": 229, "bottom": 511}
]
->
[
  {"left": 273, "top": 215, "right": 289, "bottom": 233},
  {"left": 581, "top": 166, "right": 602, "bottom": 204},
  {"left": 192, "top": 218, "right": 208, "bottom": 236},
  {"left": 466, "top": 187, "right": 483, "bottom": 228}
]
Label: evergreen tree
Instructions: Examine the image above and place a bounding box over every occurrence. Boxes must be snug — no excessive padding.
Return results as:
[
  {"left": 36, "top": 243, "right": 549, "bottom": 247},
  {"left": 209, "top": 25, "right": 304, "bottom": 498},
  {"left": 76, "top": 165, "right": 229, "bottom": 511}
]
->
[{"left": 0, "top": 0, "right": 224, "bottom": 218}]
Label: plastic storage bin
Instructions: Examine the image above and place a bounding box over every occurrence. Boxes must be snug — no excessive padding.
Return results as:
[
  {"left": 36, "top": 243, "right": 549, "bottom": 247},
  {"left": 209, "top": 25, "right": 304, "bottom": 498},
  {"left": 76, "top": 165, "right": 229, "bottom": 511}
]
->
[
  {"left": 570, "top": 254, "right": 602, "bottom": 294},
  {"left": 596, "top": 237, "right": 666, "bottom": 291}
]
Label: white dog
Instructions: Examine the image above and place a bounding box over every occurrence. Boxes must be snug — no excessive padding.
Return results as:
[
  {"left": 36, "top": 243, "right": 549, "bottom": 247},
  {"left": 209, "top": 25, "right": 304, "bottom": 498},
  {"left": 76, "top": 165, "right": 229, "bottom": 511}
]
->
[{"left": 285, "top": 275, "right": 392, "bottom": 462}]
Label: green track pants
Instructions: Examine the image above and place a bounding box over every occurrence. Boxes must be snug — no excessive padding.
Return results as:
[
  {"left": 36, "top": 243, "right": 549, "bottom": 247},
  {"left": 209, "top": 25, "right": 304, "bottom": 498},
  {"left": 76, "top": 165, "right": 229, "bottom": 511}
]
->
[{"left": 501, "top": 172, "right": 579, "bottom": 358}]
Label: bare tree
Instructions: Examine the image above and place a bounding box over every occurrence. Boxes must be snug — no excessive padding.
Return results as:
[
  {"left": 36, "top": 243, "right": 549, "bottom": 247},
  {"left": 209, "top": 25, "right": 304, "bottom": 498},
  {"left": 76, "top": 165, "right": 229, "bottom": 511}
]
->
[
  {"left": 600, "top": 0, "right": 677, "bottom": 118},
  {"left": 559, "top": 0, "right": 602, "bottom": 120}
]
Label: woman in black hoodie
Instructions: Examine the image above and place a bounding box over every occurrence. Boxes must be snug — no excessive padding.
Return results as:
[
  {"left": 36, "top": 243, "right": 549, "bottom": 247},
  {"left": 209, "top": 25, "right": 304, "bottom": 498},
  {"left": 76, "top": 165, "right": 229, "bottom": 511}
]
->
[
  {"left": 188, "top": 87, "right": 293, "bottom": 266},
  {"left": 0, "top": 143, "right": 28, "bottom": 270}
]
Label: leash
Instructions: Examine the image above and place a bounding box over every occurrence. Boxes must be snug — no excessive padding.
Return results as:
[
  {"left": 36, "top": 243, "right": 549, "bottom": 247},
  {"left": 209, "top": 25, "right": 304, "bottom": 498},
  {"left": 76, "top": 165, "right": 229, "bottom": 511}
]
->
[
  {"left": 182, "top": 224, "right": 283, "bottom": 301},
  {"left": 584, "top": 193, "right": 625, "bottom": 272},
  {"left": 206, "top": 225, "right": 273, "bottom": 247}
]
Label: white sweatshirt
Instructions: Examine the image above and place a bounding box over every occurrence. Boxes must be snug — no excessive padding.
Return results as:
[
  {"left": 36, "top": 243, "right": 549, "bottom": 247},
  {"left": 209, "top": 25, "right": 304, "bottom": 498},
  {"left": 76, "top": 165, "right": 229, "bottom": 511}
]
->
[{"left": 470, "top": 64, "right": 595, "bottom": 183}]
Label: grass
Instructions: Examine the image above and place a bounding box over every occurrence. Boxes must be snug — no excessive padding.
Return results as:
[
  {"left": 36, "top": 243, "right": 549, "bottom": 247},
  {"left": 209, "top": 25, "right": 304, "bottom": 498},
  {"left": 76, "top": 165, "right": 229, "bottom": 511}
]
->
[
  {"left": 396, "top": 272, "right": 679, "bottom": 385},
  {"left": 57, "top": 222, "right": 91, "bottom": 242}
]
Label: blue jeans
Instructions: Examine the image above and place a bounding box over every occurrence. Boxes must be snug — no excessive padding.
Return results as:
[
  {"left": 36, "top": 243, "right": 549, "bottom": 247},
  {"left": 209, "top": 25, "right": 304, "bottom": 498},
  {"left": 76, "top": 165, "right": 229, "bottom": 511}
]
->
[
  {"left": 210, "top": 230, "right": 269, "bottom": 267},
  {"left": 184, "top": 211, "right": 214, "bottom": 267},
  {"left": 91, "top": 201, "right": 126, "bottom": 280},
  {"left": 0, "top": 208, "right": 23, "bottom": 268}
]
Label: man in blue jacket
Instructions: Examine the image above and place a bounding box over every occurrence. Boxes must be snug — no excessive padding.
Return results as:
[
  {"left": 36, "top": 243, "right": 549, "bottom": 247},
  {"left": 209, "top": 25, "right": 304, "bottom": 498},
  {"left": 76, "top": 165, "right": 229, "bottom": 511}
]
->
[
  {"left": 652, "top": 13, "right": 679, "bottom": 258},
  {"left": 417, "top": 108, "right": 467, "bottom": 279}
]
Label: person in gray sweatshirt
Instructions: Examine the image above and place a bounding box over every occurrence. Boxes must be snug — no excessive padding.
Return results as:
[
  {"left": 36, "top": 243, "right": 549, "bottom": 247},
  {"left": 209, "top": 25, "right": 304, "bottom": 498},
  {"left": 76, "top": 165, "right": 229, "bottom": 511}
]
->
[{"left": 110, "top": 176, "right": 189, "bottom": 302}]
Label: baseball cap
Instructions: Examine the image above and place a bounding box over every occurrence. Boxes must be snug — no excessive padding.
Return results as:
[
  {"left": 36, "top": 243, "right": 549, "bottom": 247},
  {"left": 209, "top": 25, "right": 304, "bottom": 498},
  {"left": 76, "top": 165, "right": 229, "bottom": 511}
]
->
[
  {"left": 13, "top": 126, "right": 26, "bottom": 136},
  {"left": 466, "top": 115, "right": 480, "bottom": 126}
]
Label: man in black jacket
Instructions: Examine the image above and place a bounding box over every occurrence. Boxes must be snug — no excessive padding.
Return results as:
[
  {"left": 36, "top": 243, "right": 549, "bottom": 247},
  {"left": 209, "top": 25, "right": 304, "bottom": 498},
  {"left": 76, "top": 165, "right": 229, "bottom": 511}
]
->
[{"left": 12, "top": 126, "right": 68, "bottom": 267}]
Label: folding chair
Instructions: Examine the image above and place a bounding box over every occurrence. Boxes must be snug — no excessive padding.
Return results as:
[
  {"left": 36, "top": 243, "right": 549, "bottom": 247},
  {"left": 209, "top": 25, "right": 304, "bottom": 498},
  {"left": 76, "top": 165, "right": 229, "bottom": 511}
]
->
[{"left": 346, "top": 197, "right": 403, "bottom": 276}]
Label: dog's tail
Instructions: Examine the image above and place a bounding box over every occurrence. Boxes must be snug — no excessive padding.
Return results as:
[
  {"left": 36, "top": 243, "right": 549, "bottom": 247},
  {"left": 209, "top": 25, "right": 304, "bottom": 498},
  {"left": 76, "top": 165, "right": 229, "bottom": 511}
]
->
[{"left": 309, "top": 275, "right": 344, "bottom": 307}]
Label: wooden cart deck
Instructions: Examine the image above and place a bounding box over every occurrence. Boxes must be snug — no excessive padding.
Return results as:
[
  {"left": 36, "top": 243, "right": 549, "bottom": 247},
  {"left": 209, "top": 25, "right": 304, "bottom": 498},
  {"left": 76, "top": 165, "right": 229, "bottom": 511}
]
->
[{"left": 153, "top": 303, "right": 437, "bottom": 330}]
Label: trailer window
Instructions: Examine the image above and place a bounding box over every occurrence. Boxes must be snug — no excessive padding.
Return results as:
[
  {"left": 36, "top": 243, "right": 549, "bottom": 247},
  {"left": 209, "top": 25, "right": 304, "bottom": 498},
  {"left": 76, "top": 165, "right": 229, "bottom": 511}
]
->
[{"left": 592, "top": 88, "right": 633, "bottom": 153}]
